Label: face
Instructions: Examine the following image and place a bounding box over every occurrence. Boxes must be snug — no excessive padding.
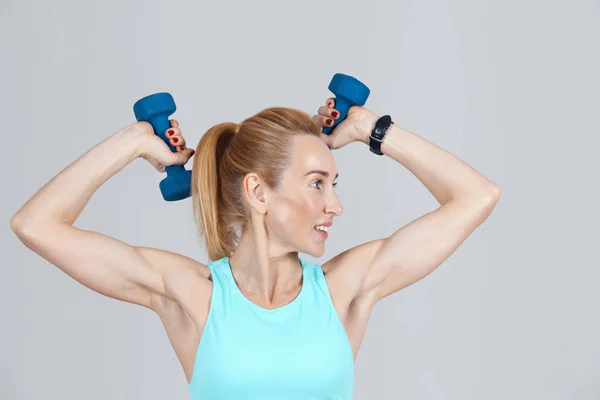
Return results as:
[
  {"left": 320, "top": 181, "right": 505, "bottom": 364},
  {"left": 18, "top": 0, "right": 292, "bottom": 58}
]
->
[{"left": 263, "top": 135, "right": 343, "bottom": 257}]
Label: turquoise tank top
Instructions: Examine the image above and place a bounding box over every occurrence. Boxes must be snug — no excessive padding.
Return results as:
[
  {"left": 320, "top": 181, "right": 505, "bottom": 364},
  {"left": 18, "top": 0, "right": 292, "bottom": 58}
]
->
[{"left": 187, "top": 256, "right": 355, "bottom": 399}]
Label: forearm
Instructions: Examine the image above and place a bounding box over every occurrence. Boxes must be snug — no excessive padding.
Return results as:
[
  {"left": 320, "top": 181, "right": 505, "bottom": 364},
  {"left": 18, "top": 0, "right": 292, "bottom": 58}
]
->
[
  {"left": 358, "top": 117, "right": 500, "bottom": 205},
  {"left": 12, "top": 126, "right": 144, "bottom": 228}
]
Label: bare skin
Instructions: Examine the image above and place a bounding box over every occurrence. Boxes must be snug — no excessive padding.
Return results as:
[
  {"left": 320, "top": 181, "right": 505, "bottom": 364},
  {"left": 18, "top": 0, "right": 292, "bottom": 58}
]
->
[{"left": 11, "top": 98, "right": 500, "bottom": 384}]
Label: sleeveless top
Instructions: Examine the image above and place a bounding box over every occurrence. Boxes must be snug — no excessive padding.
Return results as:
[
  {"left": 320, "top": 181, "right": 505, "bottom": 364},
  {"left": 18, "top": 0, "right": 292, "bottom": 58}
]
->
[{"left": 187, "top": 256, "right": 355, "bottom": 399}]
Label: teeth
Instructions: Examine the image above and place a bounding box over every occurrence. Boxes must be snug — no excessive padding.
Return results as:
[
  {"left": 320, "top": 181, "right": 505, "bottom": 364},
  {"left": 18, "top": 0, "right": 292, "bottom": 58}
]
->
[{"left": 315, "top": 225, "right": 329, "bottom": 232}]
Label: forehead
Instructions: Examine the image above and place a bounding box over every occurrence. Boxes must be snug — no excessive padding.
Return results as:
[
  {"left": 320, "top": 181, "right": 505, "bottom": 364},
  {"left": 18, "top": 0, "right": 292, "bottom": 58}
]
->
[{"left": 287, "top": 135, "right": 337, "bottom": 179}]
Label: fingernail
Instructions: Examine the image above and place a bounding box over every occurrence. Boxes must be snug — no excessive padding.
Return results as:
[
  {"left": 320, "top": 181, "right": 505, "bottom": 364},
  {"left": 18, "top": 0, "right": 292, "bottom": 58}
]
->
[
  {"left": 173, "top": 138, "right": 179, "bottom": 143},
  {"left": 331, "top": 111, "right": 339, "bottom": 118},
  {"left": 326, "top": 119, "right": 333, "bottom": 125},
  {"left": 167, "top": 129, "right": 174, "bottom": 136}
]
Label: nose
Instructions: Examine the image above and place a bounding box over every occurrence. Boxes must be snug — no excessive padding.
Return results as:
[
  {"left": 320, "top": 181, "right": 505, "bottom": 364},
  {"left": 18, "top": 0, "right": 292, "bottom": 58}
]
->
[{"left": 325, "top": 192, "right": 343, "bottom": 216}]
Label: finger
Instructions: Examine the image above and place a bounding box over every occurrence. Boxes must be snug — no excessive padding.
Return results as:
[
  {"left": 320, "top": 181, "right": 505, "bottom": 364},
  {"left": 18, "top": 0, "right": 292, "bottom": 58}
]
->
[
  {"left": 170, "top": 148, "right": 194, "bottom": 166},
  {"left": 169, "top": 119, "right": 179, "bottom": 128},
  {"left": 166, "top": 126, "right": 180, "bottom": 138},
  {"left": 170, "top": 135, "right": 186, "bottom": 148},
  {"left": 318, "top": 104, "right": 339, "bottom": 119},
  {"left": 166, "top": 127, "right": 185, "bottom": 146},
  {"left": 184, "top": 147, "right": 195, "bottom": 159},
  {"left": 325, "top": 98, "right": 336, "bottom": 108},
  {"left": 312, "top": 115, "right": 333, "bottom": 130},
  {"left": 176, "top": 144, "right": 192, "bottom": 152},
  {"left": 316, "top": 115, "right": 334, "bottom": 128}
]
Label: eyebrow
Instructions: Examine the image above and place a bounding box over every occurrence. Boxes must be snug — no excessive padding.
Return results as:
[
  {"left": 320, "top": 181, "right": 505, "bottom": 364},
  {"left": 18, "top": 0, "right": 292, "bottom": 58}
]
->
[{"left": 304, "top": 170, "right": 339, "bottom": 179}]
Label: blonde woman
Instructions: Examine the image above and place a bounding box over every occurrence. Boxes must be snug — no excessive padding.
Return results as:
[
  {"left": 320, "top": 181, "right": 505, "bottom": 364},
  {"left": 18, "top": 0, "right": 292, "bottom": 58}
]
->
[{"left": 11, "top": 98, "right": 500, "bottom": 399}]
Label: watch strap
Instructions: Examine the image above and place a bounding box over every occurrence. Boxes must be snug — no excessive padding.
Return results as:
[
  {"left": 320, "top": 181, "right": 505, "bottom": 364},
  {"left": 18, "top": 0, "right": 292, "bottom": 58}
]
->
[{"left": 369, "top": 115, "right": 393, "bottom": 155}]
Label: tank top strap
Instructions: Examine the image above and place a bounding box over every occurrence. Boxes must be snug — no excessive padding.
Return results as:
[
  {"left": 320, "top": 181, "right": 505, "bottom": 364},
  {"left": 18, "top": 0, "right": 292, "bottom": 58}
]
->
[
  {"left": 205, "top": 256, "right": 234, "bottom": 311},
  {"left": 206, "top": 256, "right": 229, "bottom": 288},
  {"left": 296, "top": 258, "right": 338, "bottom": 312}
]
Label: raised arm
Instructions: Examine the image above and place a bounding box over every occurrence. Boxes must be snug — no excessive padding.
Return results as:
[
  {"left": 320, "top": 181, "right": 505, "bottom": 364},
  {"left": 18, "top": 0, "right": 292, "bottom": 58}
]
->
[
  {"left": 9, "top": 122, "right": 205, "bottom": 311},
  {"left": 322, "top": 111, "right": 500, "bottom": 310}
]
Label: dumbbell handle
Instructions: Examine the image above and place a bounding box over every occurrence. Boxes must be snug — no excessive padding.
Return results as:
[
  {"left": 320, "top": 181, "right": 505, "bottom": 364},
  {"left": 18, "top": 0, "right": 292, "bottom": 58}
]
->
[
  {"left": 148, "top": 115, "right": 177, "bottom": 151},
  {"left": 144, "top": 115, "right": 186, "bottom": 175},
  {"left": 323, "top": 96, "right": 352, "bottom": 135}
]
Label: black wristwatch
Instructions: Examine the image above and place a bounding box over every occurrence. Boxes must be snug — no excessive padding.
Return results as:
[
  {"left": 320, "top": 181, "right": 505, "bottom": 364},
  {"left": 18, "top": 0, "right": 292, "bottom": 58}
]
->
[{"left": 369, "top": 115, "right": 393, "bottom": 155}]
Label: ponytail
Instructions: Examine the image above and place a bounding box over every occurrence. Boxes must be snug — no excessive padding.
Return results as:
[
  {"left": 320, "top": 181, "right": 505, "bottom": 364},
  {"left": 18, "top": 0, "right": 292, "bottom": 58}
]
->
[{"left": 191, "top": 122, "right": 239, "bottom": 262}]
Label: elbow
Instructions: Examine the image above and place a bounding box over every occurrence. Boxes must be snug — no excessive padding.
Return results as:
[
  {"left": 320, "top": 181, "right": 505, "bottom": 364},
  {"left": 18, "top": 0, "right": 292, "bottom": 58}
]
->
[
  {"left": 478, "top": 186, "right": 501, "bottom": 221},
  {"left": 10, "top": 213, "right": 45, "bottom": 239},
  {"left": 10, "top": 214, "right": 33, "bottom": 242},
  {"left": 475, "top": 182, "right": 501, "bottom": 204},
  {"left": 10, "top": 213, "right": 25, "bottom": 234},
  {"left": 453, "top": 184, "right": 501, "bottom": 208},
  {"left": 482, "top": 185, "right": 501, "bottom": 205}
]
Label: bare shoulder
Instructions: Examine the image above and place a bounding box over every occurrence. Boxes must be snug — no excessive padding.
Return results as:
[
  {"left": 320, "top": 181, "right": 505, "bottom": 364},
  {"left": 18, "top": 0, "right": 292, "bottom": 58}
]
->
[
  {"left": 321, "top": 238, "right": 385, "bottom": 314},
  {"left": 135, "top": 247, "right": 213, "bottom": 328}
]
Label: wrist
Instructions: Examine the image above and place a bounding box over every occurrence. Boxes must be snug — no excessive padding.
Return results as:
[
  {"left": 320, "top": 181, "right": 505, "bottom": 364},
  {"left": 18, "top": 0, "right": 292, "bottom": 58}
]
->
[
  {"left": 354, "top": 111, "right": 379, "bottom": 145},
  {"left": 121, "top": 122, "right": 153, "bottom": 159}
]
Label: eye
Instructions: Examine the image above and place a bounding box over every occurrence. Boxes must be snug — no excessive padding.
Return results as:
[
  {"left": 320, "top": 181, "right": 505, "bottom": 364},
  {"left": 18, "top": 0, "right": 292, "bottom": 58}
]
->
[{"left": 311, "top": 180, "right": 339, "bottom": 189}]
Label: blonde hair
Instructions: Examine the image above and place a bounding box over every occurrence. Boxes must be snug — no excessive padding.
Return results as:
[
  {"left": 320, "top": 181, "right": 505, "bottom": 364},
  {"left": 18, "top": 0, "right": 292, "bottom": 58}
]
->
[{"left": 191, "top": 107, "right": 322, "bottom": 262}]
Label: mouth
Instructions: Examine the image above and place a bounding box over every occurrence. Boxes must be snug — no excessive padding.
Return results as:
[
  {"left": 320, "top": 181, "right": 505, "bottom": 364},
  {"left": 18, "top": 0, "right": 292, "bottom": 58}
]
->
[{"left": 313, "top": 225, "right": 329, "bottom": 240}]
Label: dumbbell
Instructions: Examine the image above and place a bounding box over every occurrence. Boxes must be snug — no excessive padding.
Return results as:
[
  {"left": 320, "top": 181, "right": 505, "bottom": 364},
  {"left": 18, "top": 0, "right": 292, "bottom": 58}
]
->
[
  {"left": 133, "top": 92, "right": 192, "bottom": 202},
  {"left": 322, "top": 73, "right": 371, "bottom": 135}
]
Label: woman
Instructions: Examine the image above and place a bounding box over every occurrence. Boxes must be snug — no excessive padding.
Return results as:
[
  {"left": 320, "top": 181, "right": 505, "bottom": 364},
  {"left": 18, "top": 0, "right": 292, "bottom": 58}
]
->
[{"left": 10, "top": 97, "right": 501, "bottom": 399}]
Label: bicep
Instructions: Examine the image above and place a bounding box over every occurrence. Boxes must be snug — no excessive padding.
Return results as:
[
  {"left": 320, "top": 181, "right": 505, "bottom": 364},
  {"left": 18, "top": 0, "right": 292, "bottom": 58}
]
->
[{"left": 13, "top": 222, "right": 191, "bottom": 309}]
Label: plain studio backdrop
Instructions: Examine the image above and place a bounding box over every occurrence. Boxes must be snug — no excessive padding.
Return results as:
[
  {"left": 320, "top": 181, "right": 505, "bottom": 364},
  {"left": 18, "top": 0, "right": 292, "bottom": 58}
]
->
[{"left": 1, "top": 0, "right": 599, "bottom": 399}]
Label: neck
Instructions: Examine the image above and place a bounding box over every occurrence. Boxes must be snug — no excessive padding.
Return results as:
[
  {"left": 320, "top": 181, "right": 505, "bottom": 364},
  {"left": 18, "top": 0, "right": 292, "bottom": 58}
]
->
[{"left": 228, "top": 224, "right": 302, "bottom": 304}]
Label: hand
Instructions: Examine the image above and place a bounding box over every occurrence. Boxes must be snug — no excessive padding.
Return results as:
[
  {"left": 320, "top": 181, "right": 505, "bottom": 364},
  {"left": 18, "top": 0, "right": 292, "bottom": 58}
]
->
[
  {"left": 134, "top": 119, "right": 195, "bottom": 173},
  {"left": 313, "top": 97, "right": 379, "bottom": 150}
]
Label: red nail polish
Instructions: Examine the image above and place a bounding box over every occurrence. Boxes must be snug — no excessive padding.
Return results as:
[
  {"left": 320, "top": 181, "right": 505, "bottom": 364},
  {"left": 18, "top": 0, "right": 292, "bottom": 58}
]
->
[
  {"left": 332, "top": 111, "right": 339, "bottom": 118},
  {"left": 173, "top": 138, "right": 179, "bottom": 143},
  {"left": 167, "top": 129, "right": 174, "bottom": 136},
  {"left": 326, "top": 119, "right": 333, "bottom": 125}
]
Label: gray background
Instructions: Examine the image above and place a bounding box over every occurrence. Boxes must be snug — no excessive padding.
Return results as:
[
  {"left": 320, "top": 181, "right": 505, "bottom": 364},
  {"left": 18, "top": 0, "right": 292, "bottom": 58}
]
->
[{"left": 2, "top": 0, "right": 599, "bottom": 399}]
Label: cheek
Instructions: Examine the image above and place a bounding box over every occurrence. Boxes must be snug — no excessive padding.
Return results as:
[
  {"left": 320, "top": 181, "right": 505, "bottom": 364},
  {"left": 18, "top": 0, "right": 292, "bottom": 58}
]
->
[
  {"left": 271, "top": 194, "right": 319, "bottom": 230},
  {"left": 294, "top": 194, "right": 321, "bottom": 218}
]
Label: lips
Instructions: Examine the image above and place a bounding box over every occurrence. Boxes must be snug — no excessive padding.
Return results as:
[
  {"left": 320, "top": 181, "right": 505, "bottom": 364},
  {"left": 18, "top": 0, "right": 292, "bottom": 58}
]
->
[
  {"left": 314, "top": 227, "right": 328, "bottom": 240},
  {"left": 314, "top": 221, "right": 333, "bottom": 228}
]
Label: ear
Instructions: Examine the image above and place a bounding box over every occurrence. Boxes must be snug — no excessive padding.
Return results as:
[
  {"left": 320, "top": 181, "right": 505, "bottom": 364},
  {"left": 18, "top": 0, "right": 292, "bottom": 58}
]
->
[{"left": 243, "top": 173, "right": 268, "bottom": 214}]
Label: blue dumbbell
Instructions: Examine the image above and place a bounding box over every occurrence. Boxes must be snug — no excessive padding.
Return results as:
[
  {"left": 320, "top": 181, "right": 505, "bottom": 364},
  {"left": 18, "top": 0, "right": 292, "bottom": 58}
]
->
[
  {"left": 322, "top": 73, "right": 371, "bottom": 135},
  {"left": 133, "top": 92, "right": 192, "bottom": 202}
]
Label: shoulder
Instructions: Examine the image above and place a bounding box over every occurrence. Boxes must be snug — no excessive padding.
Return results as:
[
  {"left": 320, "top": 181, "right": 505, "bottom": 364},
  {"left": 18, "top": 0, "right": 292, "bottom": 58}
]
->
[
  {"left": 140, "top": 249, "right": 213, "bottom": 327},
  {"left": 319, "top": 241, "right": 383, "bottom": 312}
]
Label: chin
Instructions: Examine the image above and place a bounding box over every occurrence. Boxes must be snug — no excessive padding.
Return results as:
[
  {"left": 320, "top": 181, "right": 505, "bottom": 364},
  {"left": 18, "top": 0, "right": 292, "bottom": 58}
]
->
[
  {"left": 294, "top": 230, "right": 327, "bottom": 258},
  {"left": 305, "top": 243, "right": 326, "bottom": 258}
]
